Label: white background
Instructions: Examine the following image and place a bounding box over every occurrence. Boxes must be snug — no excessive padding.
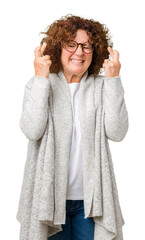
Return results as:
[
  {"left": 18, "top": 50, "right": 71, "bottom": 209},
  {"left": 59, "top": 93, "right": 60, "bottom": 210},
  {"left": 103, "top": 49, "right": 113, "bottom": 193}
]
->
[{"left": 0, "top": 0, "right": 145, "bottom": 239}]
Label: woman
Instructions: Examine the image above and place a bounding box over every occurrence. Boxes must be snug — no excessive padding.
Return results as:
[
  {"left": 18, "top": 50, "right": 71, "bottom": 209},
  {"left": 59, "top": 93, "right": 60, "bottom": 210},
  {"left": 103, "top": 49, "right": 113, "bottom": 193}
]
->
[{"left": 16, "top": 15, "right": 129, "bottom": 240}]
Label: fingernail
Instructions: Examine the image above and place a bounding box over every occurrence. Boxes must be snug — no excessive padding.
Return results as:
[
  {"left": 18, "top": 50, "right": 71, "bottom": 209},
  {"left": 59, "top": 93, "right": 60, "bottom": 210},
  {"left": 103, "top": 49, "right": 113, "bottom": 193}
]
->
[{"left": 43, "top": 42, "right": 47, "bottom": 46}]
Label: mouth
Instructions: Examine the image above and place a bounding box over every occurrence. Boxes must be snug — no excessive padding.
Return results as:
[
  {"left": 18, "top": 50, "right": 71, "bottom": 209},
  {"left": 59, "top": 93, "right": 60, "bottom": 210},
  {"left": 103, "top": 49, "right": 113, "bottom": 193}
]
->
[{"left": 70, "top": 59, "right": 85, "bottom": 64}]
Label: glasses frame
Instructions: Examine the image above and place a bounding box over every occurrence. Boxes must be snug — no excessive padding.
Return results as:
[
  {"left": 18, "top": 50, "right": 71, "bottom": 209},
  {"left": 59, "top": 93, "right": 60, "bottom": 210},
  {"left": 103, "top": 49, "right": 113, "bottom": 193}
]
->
[{"left": 63, "top": 40, "right": 94, "bottom": 54}]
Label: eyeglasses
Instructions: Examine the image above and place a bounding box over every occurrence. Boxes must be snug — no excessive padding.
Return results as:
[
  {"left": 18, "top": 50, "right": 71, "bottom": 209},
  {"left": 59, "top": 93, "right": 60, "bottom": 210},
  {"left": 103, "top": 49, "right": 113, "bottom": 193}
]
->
[{"left": 63, "top": 40, "right": 94, "bottom": 54}]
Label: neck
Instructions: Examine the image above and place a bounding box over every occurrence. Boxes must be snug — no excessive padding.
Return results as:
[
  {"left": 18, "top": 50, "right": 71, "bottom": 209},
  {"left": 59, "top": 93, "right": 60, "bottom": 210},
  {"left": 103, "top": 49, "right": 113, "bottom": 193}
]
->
[{"left": 62, "top": 69, "right": 85, "bottom": 84}]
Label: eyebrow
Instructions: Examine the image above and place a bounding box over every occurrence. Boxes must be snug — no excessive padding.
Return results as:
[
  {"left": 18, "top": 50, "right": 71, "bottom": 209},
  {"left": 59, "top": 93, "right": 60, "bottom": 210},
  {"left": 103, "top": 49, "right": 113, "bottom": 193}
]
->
[{"left": 70, "top": 41, "right": 90, "bottom": 44}]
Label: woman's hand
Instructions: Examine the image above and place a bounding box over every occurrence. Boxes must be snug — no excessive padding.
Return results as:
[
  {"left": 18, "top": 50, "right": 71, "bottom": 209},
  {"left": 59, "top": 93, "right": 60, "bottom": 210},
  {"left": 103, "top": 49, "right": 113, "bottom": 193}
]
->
[
  {"left": 33, "top": 42, "right": 52, "bottom": 79},
  {"left": 103, "top": 47, "right": 121, "bottom": 78}
]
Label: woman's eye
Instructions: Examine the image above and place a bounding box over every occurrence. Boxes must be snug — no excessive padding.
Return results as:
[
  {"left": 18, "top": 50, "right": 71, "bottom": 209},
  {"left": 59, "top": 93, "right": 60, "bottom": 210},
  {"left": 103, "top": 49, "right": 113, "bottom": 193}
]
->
[
  {"left": 68, "top": 44, "right": 76, "bottom": 47},
  {"left": 83, "top": 45, "right": 91, "bottom": 49}
]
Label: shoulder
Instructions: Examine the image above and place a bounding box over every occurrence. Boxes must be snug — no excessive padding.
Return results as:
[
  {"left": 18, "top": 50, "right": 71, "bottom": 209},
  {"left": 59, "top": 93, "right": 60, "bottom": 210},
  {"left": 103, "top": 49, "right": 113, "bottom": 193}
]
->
[
  {"left": 86, "top": 74, "right": 104, "bottom": 81},
  {"left": 87, "top": 74, "right": 105, "bottom": 82},
  {"left": 48, "top": 73, "right": 60, "bottom": 86},
  {"left": 92, "top": 74, "right": 105, "bottom": 90},
  {"left": 49, "top": 73, "right": 58, "bottom": 79},
  {"left": 94, "top": 74, "right": 105, "bottom": 82},
  {"left": 49, "top": 73, "right": 58, "bottom": 80}
]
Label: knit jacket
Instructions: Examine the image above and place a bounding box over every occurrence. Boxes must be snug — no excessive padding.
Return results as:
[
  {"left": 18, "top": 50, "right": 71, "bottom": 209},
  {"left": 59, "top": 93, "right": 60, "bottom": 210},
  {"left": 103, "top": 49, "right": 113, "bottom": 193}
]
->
[{"left": 16, "top": 70, "right": 129, "bottom": 240}]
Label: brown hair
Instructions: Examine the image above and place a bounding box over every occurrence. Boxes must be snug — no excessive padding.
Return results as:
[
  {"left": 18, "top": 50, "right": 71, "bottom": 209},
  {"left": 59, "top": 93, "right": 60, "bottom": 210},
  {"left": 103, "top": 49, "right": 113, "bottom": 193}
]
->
[{"left": 40, "top": 14, "right": 113, "bottom": 76}]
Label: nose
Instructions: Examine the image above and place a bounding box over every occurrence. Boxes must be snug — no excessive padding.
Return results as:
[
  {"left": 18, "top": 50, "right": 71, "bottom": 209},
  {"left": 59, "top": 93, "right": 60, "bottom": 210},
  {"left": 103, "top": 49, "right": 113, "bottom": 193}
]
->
[{"left": 75, "top": 44, "right": 84, "bottom": 55}]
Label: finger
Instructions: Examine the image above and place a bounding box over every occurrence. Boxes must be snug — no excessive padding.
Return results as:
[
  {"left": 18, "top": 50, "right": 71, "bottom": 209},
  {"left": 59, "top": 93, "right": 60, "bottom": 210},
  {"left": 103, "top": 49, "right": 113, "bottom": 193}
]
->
[
  {"left": 39, "top": 59, "right": 52, "bottom": 67},
  {"left": 102, "top": 63, "right": 105, "bottom": 68},
  {"left": 113, "top": 50, "right": 120, "bottom": 62},
  {"left": 107, "top": 47, "right": 114, "bottom": 59},
  {"left": 102, "top": 63, "right": 108, "bottom": 69},
  {"left": 44, "top": 59, "right": 52, "bottom": 66},
  {"left": 104, "top": 59, "right": 110, "bottom": 63},
  {"left": 40, "top": 42, "right": 47, "bottom": 56},
  {"left": 41, "top": 55, "right": 50, "bottom": 60},
  {"left": 108, "top": 47, "right": 119, "bottom": 62},
  {"left": 104, "top": 61, "right": 114, "bottom": 68},
  {"left": 34, "top": 46, "right": 41, "bottom": 59}
]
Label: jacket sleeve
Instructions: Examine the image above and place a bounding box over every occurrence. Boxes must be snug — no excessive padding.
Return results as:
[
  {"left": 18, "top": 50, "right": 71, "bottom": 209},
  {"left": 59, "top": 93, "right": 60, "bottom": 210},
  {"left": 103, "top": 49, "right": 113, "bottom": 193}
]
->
[
  {"left": 103, "top": 75, "right": 129, "bottom": 142},
  {"left": 19, "top": 75, "right": 50, "bottom": 141}
]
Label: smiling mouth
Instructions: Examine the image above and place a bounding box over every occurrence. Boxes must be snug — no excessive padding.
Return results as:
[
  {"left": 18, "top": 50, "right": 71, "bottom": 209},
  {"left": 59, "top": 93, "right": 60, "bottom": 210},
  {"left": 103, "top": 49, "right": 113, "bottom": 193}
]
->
[{"left": 71, "top": 59, "right": 84, "bottom": 63}]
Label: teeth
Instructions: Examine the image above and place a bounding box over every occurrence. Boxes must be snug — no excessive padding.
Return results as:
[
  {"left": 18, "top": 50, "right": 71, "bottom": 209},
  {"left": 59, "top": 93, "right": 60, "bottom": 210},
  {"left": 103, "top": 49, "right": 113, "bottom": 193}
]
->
[{"left": 71, "top": 60, "right": 83, "bottom": 63}]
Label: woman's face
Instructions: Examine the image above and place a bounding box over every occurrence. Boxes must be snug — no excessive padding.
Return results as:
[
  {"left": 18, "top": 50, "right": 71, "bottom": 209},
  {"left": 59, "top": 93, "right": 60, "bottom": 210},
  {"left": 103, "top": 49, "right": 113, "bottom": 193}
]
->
[{"left": 61, "top": 29, "right": 93, "bottom": 78}]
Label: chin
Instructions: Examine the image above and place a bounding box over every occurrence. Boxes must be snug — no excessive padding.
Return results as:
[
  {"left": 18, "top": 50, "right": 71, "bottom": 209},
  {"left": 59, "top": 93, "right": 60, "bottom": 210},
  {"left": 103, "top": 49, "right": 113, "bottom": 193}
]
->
[{"left": 70, "top": 67, "right": 87, "bottom": 76}]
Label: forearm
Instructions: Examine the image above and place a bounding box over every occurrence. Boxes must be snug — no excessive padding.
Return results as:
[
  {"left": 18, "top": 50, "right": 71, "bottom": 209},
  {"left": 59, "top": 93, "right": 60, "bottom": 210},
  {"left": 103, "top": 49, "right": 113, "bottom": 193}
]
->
[
  {"left": 20, "top": 76, "right": 50, "bottom": 140},
  {"left": 103, "top": 76, "right": 129, "bottom": 142}
]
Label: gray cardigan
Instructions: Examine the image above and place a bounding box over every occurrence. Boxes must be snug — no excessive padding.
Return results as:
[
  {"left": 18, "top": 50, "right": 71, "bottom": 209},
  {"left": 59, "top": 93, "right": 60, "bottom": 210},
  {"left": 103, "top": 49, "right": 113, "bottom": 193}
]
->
[{"left": 16, "top": 70, "right": 129, "bottom": 240}]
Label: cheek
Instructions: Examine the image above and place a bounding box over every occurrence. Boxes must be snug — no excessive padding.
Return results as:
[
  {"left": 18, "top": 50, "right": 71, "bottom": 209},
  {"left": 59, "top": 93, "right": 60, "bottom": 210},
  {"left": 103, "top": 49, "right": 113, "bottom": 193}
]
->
[
  {"left": 86, "top": 55, "right": 93, "bottom": 66},
  {"left": 61, "top": 49, "right": 67, "bottom": 65},
  {"left": 61, "top": 48, "right": 72, "bottom": 65}
]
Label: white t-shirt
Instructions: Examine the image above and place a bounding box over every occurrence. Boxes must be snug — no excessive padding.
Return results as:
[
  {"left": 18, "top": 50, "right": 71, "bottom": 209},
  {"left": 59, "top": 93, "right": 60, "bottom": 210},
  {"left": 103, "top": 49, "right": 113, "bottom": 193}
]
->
[{"left": 66, "top": 82, "right": 84, "bottom": 200}]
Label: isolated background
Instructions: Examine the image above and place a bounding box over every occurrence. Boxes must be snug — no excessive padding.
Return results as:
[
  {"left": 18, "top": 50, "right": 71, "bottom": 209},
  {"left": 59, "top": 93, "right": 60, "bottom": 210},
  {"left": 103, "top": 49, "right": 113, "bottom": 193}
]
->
[{"left": 0, "top": 0, "right": 144, "bottom": 239}]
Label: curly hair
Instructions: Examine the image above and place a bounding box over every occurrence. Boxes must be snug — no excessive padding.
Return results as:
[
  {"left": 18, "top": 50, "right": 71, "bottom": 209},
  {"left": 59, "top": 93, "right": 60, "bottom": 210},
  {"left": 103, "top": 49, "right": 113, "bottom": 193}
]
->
[{"left": 39, "top": 14, "right": 113, "bottom": 76}]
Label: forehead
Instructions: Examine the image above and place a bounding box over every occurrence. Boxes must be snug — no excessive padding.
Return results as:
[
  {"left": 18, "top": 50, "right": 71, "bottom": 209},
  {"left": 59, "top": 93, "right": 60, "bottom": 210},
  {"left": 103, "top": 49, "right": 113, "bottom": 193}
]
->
[{"left": 73, "top": 29, "right": 89, "bottom": 42}]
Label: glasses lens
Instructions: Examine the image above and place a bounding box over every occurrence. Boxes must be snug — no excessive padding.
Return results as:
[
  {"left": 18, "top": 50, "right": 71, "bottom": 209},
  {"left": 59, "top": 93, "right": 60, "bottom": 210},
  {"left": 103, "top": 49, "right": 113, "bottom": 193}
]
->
[
  {"left": 83, "top": 44, "right": 94, "bottom": 53},
  {"left": 64, "top": 41, "right": 94, "bottom": 53},
  {"left": 65, "top": 41, "right": 77, "bottom": 52}
]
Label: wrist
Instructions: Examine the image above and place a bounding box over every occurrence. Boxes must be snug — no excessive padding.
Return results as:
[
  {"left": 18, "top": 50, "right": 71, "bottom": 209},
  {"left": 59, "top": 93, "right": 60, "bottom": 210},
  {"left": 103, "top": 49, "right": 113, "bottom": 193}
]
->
[
  {"left": 105, "top": 74, "right": 119, "bottom": 78},
  {"left": 35, "top": 74, "right": 49, "bottom": 79}
]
